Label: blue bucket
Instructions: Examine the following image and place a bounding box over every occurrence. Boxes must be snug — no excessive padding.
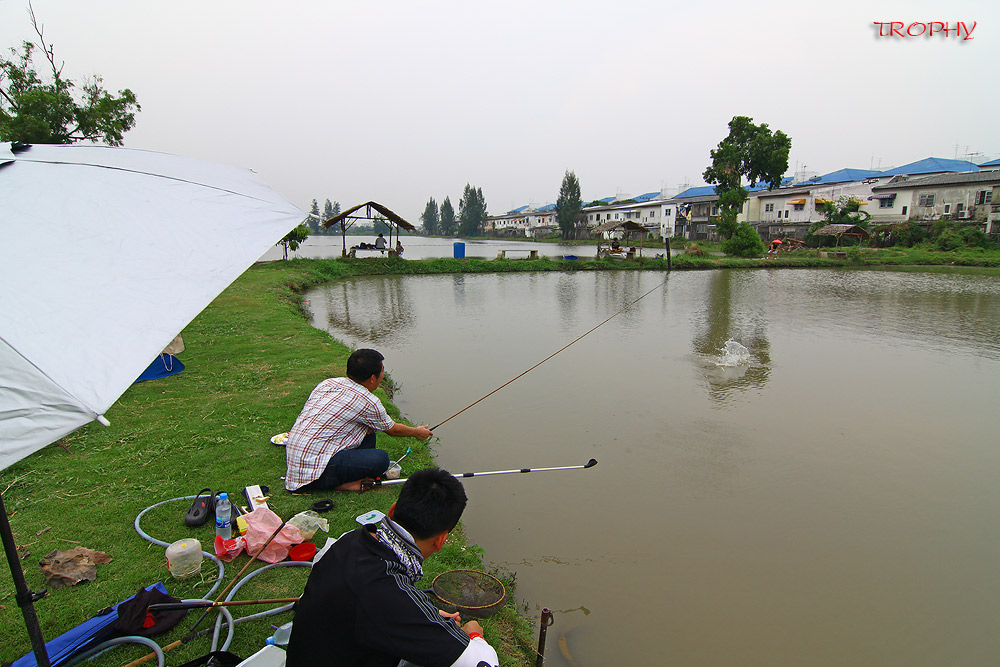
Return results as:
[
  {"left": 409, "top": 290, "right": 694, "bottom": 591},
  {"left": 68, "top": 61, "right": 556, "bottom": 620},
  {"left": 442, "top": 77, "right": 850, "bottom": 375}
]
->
[{"left": 453, "top": 242, "right": 465, "bottom": 259}]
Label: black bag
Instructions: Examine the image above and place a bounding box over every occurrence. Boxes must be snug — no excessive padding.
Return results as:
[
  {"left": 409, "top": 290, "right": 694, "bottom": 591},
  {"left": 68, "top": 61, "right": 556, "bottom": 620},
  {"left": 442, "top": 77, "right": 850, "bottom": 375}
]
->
[{"left": 112, "top": 587, "right": 187, "bottom": 637}]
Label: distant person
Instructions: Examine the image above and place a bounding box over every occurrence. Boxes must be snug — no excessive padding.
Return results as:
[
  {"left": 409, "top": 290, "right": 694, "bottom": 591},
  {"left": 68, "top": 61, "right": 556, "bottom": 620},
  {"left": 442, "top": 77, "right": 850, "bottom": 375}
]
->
[
  {"left": 375, "top": 233, "right": 387, "bottom": 251},
  {"left": 286, "top": 467, "right": 500, "bottom": 667},
  {"left": 284, "top": 349, "right": 431, "bottom": 492},
  {"left": 396, "top": 239, "right": 404, "bottom": 256},
  {"left": 768, "top": 239, "right": 781, "bottom": 257},
  {"left": 610, "top": 238, "right": 622, "bottom": 252}
]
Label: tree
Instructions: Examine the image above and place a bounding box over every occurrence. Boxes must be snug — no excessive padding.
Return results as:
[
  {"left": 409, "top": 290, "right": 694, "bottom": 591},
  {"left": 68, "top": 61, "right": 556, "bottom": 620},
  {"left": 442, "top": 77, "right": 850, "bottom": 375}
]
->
[
  {"left": 0, "top": 4, "right": 140, "bottom": 145},
  {"left": 306, "top": 199, "right": 321, "bottom": 234},
  {"left": 458, "top": 184, "right": 487, "bottom": 237},
  {"left": 703, "top": 115, "right": 790, "bottom": 240},
  {"left": 722, "top": 221, "right": 765, "bottom": 258},
  {"left": 439, "top": 196, "right": 456, "bottom": 236},
  {"left": 555, "top": 170, "right": 582, "bottom": 239},
  {"left": 277, "top": 224, "right": 309, "bottom": 260},
  {"left": 421, "top": 197, "right": 440, "bottom": 235},
  {"left": 809, "top": 197, "right": 871, "bottom": 237}
]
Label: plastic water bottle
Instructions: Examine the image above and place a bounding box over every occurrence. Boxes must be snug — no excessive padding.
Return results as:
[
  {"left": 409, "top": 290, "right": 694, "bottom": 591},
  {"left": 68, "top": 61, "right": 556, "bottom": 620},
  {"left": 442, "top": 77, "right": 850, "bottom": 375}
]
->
[
  {"left": 266, "top": 621, "right": 293, "bottom": 646},
  {"left": 215, "top": 493, "right": 232, "bottom": 540}
]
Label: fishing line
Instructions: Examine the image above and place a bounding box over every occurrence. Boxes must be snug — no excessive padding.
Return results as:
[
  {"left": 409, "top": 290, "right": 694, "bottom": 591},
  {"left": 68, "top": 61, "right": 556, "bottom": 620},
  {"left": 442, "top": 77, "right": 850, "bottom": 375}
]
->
[{"left": 431, "top": 272, "right": 670, "bottom": 431}]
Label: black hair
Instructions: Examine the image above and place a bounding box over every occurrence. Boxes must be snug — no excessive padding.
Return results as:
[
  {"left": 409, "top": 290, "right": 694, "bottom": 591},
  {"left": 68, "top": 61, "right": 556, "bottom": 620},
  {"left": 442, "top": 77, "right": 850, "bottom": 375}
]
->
[
  {"left": 392, "top": 468, "right": 468, "bottom": 540},
  {"left": 346, "top": 349, "right": 384, "bottom": 384}
]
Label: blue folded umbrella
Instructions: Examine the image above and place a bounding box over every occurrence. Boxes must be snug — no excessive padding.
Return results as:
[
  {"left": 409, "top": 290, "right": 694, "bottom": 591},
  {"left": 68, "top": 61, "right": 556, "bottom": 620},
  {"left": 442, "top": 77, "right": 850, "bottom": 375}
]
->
[
  {"left": 11, "top": 582, "right": 169, "bottom": 667},
  {"left": 135, "top": 354, "right": 185, "bottom": 383}
]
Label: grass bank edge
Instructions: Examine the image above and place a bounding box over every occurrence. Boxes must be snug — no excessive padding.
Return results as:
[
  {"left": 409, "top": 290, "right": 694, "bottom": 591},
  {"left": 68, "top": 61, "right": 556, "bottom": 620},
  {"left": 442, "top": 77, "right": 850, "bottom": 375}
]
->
[{"left": 0, "top": 260, "right": 537, "bottom": 666}]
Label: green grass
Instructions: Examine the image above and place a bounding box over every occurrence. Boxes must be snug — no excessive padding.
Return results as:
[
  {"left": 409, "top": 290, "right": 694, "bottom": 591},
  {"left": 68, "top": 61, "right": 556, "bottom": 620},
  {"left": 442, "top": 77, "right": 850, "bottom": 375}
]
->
[{"left": 0, "top": 261, "right": 536, "bottom": 666}]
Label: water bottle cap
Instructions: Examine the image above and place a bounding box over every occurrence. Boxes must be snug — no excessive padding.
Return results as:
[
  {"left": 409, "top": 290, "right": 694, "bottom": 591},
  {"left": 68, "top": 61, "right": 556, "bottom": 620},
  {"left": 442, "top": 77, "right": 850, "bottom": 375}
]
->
[
  {"left": 266, "top": 637, "right": 274, "bottom": 646},
  {"left": 219, "top": 493, "right": 227, "bottom": 500}
]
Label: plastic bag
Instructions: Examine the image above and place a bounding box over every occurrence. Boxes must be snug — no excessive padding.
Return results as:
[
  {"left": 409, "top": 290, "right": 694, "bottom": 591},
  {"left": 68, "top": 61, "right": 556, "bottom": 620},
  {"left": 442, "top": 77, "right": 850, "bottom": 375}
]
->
[
  {"left": 244, "top": 507, "right": 303, "bottom": 563},
  {"left": 286, "top": 510, "right": 328, "bottom": 541},
  {"left": 214, "top": 535, "right": 247, "bottom": 562}
]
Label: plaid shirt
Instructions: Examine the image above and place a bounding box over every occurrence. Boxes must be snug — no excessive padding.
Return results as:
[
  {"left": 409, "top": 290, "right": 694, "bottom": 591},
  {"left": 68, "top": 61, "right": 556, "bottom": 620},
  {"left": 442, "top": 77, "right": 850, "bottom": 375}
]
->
[{"left": 285, "top": 377, "right": 395, "bottom": 490}]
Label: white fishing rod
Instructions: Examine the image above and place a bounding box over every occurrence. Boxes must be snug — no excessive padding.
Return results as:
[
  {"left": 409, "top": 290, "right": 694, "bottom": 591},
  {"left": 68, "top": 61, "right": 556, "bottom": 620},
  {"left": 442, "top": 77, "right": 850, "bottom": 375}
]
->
[{"left": 363, "top": 459, "right": 598, "bottom": 489}]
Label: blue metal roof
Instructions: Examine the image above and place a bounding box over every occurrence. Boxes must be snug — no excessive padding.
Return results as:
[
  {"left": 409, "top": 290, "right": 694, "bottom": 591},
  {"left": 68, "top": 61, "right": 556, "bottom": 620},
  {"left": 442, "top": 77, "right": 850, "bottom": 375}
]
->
[
  {"left": 507, "top": 205, "right": 529, "bottom": 214},
  {"left": 534, "top": 204, "right": 556, "bottom": 212},
  {"left": 980, "top": 157, "right": 1000, "bottom": 167},
  {"left": 810, "top": 168, "right": 882, "bottom": 184},
  {"left": 633, "top": 191, "right": 661, "bottom": 202},
  {"left": 746, "top": 177, "right": 792, "bottom": 191},
  {"left": 878, "top": 157, "right": 980, "bottom": 176},
  {"left": 673, "top": 185, "right": 717, "bottom": 198}
]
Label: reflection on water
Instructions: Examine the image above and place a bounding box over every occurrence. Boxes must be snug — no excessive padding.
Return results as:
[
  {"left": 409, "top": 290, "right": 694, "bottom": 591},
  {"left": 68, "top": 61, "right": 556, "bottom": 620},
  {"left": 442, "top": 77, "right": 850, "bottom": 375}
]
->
[
  {"left": 307, "top": 277, "right": 416, "bottom": 344},
  {"left": 693, "top": 270, "right": 772, "bottom": 404},
  {"left": 305, "top": 268, "right": 1000, "bottom": 666}
]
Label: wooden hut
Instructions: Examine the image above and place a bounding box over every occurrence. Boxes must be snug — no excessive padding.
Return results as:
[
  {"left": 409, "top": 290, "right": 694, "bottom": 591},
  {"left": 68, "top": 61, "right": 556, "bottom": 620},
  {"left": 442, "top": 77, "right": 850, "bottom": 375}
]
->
[
  {"left": 811, "top": 224, "right": 871, "bottom": 247},
  {"left": 591, "top": 220, "right": 649, "bottom": 258},
  {"left": 322, "top": 201, "right": 416, "bottom": 257}
]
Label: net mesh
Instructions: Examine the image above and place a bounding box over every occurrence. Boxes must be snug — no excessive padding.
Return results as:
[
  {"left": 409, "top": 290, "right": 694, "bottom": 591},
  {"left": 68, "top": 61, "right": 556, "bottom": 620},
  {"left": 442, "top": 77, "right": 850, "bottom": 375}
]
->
[{"left": 431, "top": 570, "right": 505, "bottom": 616}]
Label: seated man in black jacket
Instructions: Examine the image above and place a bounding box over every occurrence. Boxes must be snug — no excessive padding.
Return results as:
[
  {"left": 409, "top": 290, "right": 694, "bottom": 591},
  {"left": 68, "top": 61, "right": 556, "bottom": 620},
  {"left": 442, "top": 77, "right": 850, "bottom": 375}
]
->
[{"left": 286, "top": 468, "right": 500, "bottom": 667}]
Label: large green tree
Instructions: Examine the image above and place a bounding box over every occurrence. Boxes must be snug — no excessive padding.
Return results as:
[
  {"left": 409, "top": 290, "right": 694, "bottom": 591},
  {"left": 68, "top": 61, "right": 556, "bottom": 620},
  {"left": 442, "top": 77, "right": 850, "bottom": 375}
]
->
[
  {"left": 0, "top": 5, "right": 139, "bottom": 145},
  {"left": 703, "top": 115, "right": 790, "bottom": 240},
  {"left": 458, "top": 184, "right": 487, "bottom": 237},
  {"left": 439, "top": 197, "right": 456, "bottom": 236},
  {"left": 555, "top": 170, "right": 582, "bottom": 239},
  {"left": 421, "top": 197, "right": 440, "bottom": 235}
]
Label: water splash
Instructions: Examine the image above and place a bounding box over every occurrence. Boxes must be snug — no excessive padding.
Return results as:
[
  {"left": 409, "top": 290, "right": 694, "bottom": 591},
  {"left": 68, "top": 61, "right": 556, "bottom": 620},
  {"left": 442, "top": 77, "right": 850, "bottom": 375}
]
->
[{"left": 714, "top": 339, "right": 752, "bottom": 367}]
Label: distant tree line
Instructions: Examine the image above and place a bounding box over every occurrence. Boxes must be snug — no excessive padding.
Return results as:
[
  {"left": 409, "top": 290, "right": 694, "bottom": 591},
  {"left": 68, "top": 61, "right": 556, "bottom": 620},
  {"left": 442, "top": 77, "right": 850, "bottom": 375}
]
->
[
  {"left": 421, "top": 183, "right": 487, "bottom": 236},
  {"left": 304, "top": 198, "right": 341, "bottom": 235}
]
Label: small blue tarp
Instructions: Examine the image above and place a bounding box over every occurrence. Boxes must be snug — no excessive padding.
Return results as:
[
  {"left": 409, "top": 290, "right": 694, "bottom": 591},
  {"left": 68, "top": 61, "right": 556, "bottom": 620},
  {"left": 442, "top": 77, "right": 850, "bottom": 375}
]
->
[{"left": 11, "top": 582, "right": 169, "bottom": 667}]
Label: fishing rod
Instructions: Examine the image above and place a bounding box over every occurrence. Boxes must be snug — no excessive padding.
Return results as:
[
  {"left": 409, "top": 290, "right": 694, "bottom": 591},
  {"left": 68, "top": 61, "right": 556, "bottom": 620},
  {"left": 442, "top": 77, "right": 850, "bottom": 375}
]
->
[
  {"left": 147, "top": 597, "right": 300, "bottom": 613},
  {"left": 430, "top": 274, "right": 670, "bottom": 431},
  {"left": 363, "top": 459, "right": 598, "bottom": 489}
]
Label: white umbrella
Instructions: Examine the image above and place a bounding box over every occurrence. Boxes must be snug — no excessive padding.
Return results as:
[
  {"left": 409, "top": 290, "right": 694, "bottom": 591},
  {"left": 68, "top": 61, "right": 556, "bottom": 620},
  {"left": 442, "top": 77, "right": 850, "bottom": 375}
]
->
[{"left": 0, "top": 141, "right": 304, "bottom": 665}]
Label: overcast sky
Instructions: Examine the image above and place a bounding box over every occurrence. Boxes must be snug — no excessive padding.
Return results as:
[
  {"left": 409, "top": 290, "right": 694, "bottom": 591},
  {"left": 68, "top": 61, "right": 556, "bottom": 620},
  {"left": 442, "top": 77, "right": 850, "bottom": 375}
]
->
[{"left": 2, "top": 0, "right": 997, "bottom": 221}]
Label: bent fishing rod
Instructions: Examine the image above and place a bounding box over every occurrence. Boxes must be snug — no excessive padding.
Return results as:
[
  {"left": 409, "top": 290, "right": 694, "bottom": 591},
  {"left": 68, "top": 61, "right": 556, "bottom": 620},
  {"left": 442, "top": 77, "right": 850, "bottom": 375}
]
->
[
  {"left": 363, "top": 459, "right": 598, "bottom": 490},
  {"left": 430, "top": 274, "right": 670, "bottom": 431}
]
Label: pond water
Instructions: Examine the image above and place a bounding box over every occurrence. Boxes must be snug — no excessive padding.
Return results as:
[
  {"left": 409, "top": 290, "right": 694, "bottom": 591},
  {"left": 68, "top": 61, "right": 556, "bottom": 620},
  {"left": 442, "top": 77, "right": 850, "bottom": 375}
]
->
[{"left": 304, "top": 267, "right": 1000, "bottom": 666}]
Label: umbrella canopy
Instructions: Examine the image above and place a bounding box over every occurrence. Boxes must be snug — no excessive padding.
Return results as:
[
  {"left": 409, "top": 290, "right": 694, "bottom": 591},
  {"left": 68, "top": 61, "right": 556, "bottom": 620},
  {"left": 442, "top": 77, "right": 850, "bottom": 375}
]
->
[{"left": 0, "top": 142, "right": 304, "bottom": 470}]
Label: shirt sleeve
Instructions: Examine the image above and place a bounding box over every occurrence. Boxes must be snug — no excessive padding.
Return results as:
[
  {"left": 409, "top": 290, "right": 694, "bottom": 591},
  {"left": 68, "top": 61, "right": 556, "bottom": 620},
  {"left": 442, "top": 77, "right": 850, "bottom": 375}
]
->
[
  {"left": 448, "top": 637, "right": 500, "bottom": 667},
  {"left": 355, "top": 575, "right": 469, "bottom": 667},
  {"left": 361, "top": 394, "right": 395, "bottom": 432}
]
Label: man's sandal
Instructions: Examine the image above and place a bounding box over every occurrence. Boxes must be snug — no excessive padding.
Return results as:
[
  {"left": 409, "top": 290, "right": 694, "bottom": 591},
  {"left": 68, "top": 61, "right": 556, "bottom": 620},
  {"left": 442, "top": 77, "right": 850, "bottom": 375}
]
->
[{"left": 184, "top": 488, "right": 215, "bottom": 527}]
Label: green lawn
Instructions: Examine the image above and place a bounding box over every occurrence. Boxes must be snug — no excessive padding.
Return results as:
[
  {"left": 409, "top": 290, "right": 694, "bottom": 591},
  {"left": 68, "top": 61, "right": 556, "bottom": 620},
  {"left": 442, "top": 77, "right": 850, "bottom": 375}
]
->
[{"left": 0, "top": 260, "right": 535, "bottom": 666}]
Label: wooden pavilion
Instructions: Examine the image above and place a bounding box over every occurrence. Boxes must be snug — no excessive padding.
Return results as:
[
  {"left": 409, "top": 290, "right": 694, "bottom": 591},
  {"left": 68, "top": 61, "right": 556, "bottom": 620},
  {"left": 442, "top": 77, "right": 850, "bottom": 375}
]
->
[
  {"left": 591, "top": 220, "right": 649, "bottom": 258},
  {"left": 811, "top": 224, "right": 871, "bottom": 247},
  {"left": 322, "top": 201, "right": 416, "bottom": 257}
]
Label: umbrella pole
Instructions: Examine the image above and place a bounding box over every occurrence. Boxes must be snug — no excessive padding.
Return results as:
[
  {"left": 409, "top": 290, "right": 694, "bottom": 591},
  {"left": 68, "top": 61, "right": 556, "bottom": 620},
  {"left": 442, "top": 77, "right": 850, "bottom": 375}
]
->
[{"left": 0, "top": 491, "right": 52, "bottom": 667}]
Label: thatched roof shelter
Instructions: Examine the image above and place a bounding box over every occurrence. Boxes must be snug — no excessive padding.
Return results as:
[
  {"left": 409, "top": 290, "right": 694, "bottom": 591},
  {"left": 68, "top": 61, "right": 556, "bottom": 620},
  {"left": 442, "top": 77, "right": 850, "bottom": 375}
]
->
[
  {"left": 322, "top": 201, "right": 416, "bottom": 257},
  {"left": 592, "top": 220, "right": 649, "bottom": 257},
  {"left": 812, "top": 224, "right": 870, "bottom": 247},
  {"left": 591, "top": 220, "right": 647, "bottom": 235}
]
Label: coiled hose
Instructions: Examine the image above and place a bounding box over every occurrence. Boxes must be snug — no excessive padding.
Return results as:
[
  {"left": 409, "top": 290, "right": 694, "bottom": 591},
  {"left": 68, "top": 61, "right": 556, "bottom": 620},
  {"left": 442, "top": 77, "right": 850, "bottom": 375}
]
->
[{"left": 63, "top": 495, "right": 314, "bottom": 664}]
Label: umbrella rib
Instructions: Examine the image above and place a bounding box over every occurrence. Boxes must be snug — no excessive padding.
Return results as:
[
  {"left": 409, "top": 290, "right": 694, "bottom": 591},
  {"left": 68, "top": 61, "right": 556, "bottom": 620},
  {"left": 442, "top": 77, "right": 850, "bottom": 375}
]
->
[{"left": 10, "top": 157, "right": 285, "bottom": 206}]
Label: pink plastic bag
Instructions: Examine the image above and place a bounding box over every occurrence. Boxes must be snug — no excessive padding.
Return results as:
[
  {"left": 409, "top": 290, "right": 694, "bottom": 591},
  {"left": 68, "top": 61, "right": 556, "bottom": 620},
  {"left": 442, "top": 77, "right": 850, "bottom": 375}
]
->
[{"left": 243, "top": 507, "right": 303, "bottom": 563}]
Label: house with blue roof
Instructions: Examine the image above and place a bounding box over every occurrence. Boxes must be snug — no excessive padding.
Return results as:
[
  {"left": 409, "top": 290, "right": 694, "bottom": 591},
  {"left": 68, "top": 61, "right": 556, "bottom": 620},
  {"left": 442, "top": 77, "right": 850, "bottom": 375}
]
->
[
  {"left": 870, "top": 170, "right": 1000, "bottom": 231},
  {"left": 580, "top": 191, "right": 677, "bottom": 239},
  {"left": 877, "top": 157, "right": 979, "bottom": 177}
]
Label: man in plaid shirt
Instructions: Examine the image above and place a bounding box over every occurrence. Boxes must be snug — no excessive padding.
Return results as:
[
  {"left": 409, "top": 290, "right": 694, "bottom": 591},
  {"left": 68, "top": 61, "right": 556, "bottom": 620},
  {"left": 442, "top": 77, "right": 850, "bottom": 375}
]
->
[{"left": 285, "top": 349, "right": 432, "bottom": 492}]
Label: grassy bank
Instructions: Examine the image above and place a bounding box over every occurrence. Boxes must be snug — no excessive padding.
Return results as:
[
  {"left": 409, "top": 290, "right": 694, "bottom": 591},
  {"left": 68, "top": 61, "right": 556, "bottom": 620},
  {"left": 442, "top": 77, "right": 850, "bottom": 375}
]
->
[{"left": 0, "top": 261, "right": 536, "bottom": 666}]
